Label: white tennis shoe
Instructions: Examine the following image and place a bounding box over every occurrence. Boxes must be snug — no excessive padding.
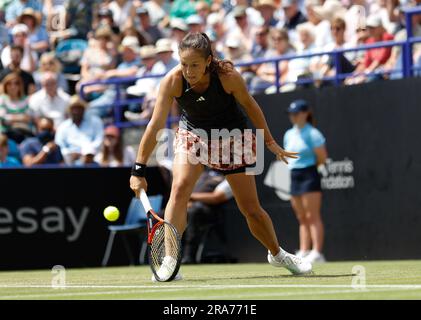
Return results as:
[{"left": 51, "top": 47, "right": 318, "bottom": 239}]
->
[
  {"left": 268, "top": 247, "right": 313, "bottom": 275},
  {"left": 151, "top": 256, "right": 182, "bottom": 282}
]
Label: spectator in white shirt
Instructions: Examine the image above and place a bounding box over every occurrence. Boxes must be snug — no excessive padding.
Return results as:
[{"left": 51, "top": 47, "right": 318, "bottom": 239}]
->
[
  {"left": 29, "top": 71, "right": 70, "bottom": 128},
  {"left": 55, "top": 96, "right": 103, "bottom": 165},
  {"left": 1, "top": 23, "right": 38, "bottom": 73},
  {"left": 303, "top": 0, "right": 333, "bottom": 50}
]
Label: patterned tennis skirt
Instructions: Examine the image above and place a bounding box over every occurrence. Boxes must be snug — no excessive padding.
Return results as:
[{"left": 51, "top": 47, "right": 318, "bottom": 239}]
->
[{"left": 173, "top": 128, "right": 257, "bottom": 174}]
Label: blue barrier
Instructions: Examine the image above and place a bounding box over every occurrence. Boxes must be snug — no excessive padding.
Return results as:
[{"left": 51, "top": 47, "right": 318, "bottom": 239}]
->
[{"left": 79, "top": 6, "right": 421, "bottom": 128}]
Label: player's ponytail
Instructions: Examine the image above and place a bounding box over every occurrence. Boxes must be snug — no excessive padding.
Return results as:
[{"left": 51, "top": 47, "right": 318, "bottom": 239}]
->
[
  {"left": 306, "top": 111, "right": 315, "bottom": 126},
  {"left": 179, "top": 32, "right": 233, "bottom": 74}
]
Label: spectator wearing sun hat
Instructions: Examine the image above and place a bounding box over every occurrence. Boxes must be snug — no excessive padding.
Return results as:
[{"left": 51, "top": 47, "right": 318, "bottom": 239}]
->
[
  {"left": 5, "top": 0, "right": 42, "bottom": 26},
  {"left": 94, "top": 125, "right": 136, "bottom": 167},
  {"left": 127, "top": 45, "right": 165, "bottom": 97},
  {"left": 169, "top": 17, "right": 189, "bottom": 46},
  {"left": 103, "top": 36, "right": 141, "bottom": 79},
  {"left": 186, "top": 14, "right": 205, "bottom": 33},
  {"left": 304, "top": 0, "right": 333, "bottom": 50},
  {"left": 253, "top": 0, "right": 279, "bottom": 27},
  {"left": 17, "top": 8, "right": 49, "bottom": 55},
  {"left": 155, "top": 38, "right": 178, "bottom": 73},
  {"left": 55, "top": 96, "right": 103, "bottom": 165}
]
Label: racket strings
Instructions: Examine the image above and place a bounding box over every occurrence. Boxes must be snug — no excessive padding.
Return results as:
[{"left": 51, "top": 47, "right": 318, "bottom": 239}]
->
[{"left": 150, "top": 223, "right": 181, "bottom": 281}]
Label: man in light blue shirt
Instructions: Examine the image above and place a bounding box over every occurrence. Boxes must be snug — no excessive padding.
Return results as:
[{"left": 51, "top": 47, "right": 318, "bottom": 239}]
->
[{"left": 55, "top": 96, "right": 103, "bottom": 166}]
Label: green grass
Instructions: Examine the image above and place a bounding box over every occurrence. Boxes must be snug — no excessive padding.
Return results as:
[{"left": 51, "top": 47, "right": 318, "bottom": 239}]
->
[{"left": 0, "top": 260, "right": 421, "bottom": 299}]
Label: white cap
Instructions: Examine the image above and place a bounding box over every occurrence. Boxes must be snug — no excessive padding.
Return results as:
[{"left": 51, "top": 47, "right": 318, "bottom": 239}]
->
[
  {"left": 366, "top": 15, "right": 382, "bottom": 28},
  {"left": 225, "top": 37, "right": 241, "bottom": 48},
  {"left": 156, "top": 38, "right": 173, "bottom": 53},
  {"left": 139, "top": 45, "right": 156, "bottom": 59},
  {"left": 186, "top": 14, "right": 204, "bottom": 25},
  {"left": 12, "top": 23, "right": 29, "bottom": 35},
  {"left": 207, "top": 12, "right": 222, "bottom": 25},
  {"left": 121, "top": 36, "right": 140, "bottom": 51},
  {"left": 81, "top": 144, "right": 96, "bottom": 156},
  {"left": 170, "top": 18, "right": 188, "bottom": 32}
]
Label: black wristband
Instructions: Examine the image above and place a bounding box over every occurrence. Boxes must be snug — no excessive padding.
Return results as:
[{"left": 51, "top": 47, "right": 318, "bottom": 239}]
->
[{"left": 131, "top": 163, "right": 147, "bottom": 177}]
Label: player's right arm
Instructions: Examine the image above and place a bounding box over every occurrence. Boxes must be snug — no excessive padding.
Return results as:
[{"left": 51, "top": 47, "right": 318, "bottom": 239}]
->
[{"left": 130, "top": 68, "right": 181, "bottom": 195}]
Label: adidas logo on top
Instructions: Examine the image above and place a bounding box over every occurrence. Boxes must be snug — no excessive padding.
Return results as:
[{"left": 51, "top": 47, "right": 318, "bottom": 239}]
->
[{"left": 196, "top": 96, "right": 206, "bottom": 102}]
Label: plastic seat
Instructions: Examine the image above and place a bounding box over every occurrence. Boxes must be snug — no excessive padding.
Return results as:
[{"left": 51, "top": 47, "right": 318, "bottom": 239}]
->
[{"left": 101, "top": 194, "right": 163, "bottom": 266}]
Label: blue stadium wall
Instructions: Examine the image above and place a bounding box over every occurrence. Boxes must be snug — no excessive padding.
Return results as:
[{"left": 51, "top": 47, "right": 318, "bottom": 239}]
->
[{"left": 1, "top": 78, "right": 421, "bottom": 270}]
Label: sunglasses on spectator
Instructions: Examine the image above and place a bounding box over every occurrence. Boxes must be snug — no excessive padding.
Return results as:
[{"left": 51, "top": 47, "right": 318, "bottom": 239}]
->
[{"left": 331, "top": 26, "right": 344, "bottom": 31}]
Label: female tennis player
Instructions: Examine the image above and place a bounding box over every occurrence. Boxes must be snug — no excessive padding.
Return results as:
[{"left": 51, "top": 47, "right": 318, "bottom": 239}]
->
[{"left": 130, "top": 32, "right": 312, "bottom": 281}]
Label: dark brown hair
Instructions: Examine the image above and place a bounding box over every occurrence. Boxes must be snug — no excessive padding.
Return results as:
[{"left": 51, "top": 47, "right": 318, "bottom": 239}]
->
[
  {"left": 179, "top": 32, "right": 233, "bottom": 74},
  {"left": 101, "top": 135, "right": 123, "bottom": 165},
  {"left": 306, "top": 111, "right": 315, "bottom": 126}
]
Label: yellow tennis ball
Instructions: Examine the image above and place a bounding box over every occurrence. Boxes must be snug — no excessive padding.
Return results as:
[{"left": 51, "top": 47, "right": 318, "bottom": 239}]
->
[{"left": 103, "top": 206, "right": 120, "bottom": 221}]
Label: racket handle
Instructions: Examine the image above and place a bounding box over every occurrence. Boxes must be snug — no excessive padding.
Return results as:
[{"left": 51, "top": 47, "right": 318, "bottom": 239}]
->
[{"left": 139, "top": 189, "right": 152, "bottom": 212}]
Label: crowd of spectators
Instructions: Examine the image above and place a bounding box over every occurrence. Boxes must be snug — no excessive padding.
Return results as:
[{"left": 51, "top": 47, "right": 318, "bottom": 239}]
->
[{"left": 0, "top": 0, "right": 420, "bottom": 168}]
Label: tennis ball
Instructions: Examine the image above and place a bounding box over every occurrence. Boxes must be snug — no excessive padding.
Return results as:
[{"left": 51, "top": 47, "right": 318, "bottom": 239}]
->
[{"left": 103, "top": 206, "right": 120, "bottom": 221}]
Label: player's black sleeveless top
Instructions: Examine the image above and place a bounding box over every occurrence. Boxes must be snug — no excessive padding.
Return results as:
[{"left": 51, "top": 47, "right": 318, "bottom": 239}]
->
[{"left": 175, "top": 71, "right": 247, "bottom": 136}]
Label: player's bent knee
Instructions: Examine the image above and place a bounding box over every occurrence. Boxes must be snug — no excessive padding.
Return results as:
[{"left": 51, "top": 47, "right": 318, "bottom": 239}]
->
[
  {"left": 170, "top": 182, "right": 193, "bottom": 203},
  {"left": 240, "top": 206, "right": 265, "bottom": 220}
]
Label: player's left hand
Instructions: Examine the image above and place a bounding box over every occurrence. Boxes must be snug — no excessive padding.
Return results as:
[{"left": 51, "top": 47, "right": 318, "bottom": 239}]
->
[{"left": 266, "top": 141, "right": 299, "bottom": 164}]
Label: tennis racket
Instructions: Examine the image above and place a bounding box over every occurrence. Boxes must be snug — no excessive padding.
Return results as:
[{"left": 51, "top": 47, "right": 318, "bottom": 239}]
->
[{"left": 139, "top": 189, "right": 182, "bottom": 282}]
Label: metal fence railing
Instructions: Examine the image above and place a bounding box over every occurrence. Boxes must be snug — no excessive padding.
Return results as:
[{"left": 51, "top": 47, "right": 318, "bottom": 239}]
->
[{"left": 79, "top": 6, "right": 421, "bottom": 129}]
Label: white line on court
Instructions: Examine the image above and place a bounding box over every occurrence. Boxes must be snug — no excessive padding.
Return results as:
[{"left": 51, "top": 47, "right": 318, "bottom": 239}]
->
[
  {"left": 1, "top": 284, "right": 421, "bottom": 289},
  {"left": 1, "top": 287, "right": 420, "bottom": 300}
]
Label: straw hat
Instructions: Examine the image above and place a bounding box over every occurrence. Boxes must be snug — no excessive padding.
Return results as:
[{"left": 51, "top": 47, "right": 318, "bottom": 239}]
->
[
  {"left": 139, "top": 45, "right": 156, "bottom": 59},
  {"left": 155, "top": 38, "right": 173, "bottom": 53},
  {"left": 17, "top": 8, "right": 42, "bottom": 28},
  {"left": 120, "top": 36, "right": 140, "bottom": 53}
]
